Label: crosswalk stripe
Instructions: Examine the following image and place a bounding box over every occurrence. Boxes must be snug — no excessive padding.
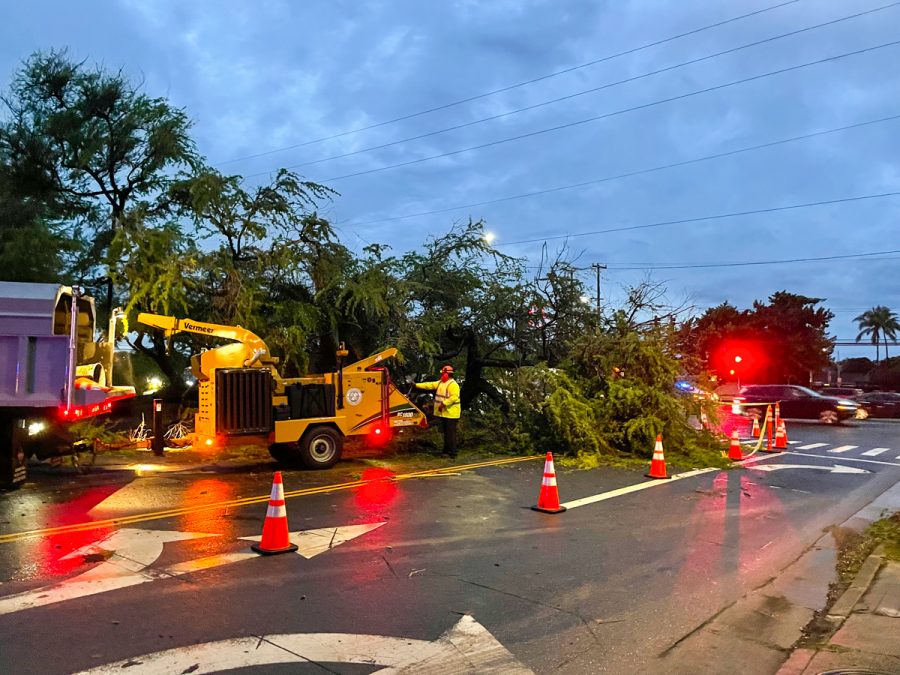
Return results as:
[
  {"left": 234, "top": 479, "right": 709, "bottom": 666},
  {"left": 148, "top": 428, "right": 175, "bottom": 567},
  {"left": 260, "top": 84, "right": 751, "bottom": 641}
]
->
[
  {"left": 862, "top": 448, "right": 890, "bottom": 457},
  {"left": 828, "top": 445, "right": 858, "bottom": 453},
  {"left": 797, "top": 443, "right": 828, "bottom": 450}
]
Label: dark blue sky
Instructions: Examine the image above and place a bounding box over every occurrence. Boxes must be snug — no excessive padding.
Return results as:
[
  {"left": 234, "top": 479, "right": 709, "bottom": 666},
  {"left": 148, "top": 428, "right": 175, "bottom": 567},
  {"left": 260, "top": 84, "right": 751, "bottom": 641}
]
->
[{"left": 2, "top": 0, "right": 898, "bottom": 358}]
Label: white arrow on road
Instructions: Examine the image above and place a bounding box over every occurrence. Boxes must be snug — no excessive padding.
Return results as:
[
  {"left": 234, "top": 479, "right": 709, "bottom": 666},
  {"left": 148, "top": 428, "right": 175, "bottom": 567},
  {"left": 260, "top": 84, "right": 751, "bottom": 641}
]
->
[
  {"left": 241, "top": 522, "right": 385, "bottom": 558},
  {"left": 0, "top": 528, "right": 217, "bottom": 615},
  {"left": 0, "top": 523, "right": 386, "bottom": 616},
  {"left": 751, "top": 464, "right": 870, "bottom": 474},
  {"left": 74, "top": 614, "right": 532, "bottom": 674}
]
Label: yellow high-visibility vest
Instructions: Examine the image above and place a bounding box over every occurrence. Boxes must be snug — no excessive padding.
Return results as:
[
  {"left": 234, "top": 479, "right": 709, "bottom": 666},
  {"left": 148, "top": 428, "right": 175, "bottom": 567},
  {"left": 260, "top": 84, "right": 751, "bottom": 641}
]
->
[{"left": 415, "top": 378, "right": 461, "bottom": 419}]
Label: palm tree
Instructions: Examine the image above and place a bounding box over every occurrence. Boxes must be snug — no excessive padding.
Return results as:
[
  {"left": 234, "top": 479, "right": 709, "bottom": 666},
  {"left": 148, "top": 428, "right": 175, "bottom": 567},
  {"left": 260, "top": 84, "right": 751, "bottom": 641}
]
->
[{"left": 855, "top": 306, "right": 900, "bottom": 362}]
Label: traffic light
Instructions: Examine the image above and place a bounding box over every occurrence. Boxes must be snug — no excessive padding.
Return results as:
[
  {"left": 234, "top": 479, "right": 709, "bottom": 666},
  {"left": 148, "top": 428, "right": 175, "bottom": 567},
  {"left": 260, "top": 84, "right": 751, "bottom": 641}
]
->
[{"left": 712, "top": 341, "right": 764, "bottom": 382}]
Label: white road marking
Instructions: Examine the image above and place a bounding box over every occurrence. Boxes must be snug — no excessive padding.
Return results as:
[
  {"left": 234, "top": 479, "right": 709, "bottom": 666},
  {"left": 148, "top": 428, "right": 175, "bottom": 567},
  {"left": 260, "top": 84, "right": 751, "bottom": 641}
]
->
[
  {"left": 241, "top": 522, "right": 385, "bottom": 559},
  {"left": 786, "top": 451, "right": 900, "bottom": 468},
  {"left": 862, "top": 448, "right": 890, "bottom": 456},
  {"left": 797, "top": 443, "right": 829, "bottom": 450},
  {"left": 828, "top": 445, "right": 858, "bottom": 454},
  {"left": 0, "top": 529, "right": 215, "bottom": 616},
  {"left": 0, "top": 524, "right": 386, "bottom": 616},
  {"left": 788, "top": 441, "right": 801, "bottom": 445},
  {"left": 560, "top": 467, "right": 717, "bottom": 510},
  {"left": 750, "top": 464, "right": 869, "bottom": 475},
  {"left": 73, "top": 615, "right": 532, "bottom": 674}
]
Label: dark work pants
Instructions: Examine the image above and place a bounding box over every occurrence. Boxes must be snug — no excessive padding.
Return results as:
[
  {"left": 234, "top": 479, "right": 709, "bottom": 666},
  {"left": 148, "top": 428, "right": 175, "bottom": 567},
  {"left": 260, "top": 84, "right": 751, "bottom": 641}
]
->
[{"left": 437, "top": 417, "right": 458, "bottom": 457}]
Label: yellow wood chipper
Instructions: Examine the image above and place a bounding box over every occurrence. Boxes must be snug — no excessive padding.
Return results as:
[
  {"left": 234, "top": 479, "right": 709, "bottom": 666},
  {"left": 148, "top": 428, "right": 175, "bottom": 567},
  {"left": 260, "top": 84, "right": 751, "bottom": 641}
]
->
[{"left": 137, "top": 313, "right": 427, "bottom": 468}]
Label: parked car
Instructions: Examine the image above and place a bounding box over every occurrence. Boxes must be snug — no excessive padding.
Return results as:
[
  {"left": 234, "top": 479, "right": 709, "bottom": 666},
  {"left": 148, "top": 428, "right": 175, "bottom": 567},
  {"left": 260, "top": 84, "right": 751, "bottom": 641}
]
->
[
  {"left": 856, "top": 391, "right": 900, "bottom": 419},
  {"left": 734, "top": 384, "right": 858, "bottom": 424}
]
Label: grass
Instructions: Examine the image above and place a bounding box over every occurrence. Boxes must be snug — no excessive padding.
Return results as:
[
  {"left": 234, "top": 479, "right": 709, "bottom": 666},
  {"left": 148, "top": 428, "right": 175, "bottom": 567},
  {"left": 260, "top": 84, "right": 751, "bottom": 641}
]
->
[{"left": 797, "top": 510, "right": 900, "bottom": 648}]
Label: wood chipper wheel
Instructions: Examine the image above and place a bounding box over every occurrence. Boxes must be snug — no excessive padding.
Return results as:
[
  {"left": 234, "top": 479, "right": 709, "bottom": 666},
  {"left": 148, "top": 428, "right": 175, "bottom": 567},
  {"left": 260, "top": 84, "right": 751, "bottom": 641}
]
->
[{"left": 299, "top": 426, "right": 343, "bottom": 470}]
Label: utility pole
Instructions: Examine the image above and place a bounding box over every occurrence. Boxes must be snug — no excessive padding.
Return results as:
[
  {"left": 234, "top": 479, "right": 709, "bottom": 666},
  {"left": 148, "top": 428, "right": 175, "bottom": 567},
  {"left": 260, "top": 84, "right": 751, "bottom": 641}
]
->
[{"left": 590, "top": 263, "right": 606, "bottom": 323}]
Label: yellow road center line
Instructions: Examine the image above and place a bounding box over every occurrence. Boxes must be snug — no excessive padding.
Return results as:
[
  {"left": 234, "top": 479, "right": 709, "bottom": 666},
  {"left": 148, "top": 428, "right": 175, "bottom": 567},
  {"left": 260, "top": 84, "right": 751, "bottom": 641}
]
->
[{"left": 0, "top": 455, "right": 540, "bottom": 544}]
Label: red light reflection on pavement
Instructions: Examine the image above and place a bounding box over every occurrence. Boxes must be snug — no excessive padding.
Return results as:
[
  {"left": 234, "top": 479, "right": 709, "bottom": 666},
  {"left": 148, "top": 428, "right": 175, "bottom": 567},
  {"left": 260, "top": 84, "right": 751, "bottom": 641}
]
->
[
  {"left": 672, "top": 469, "right": 797, "bottom": 602},
  {"left": 737, "top": 473, "right": 798, "bottom": 576},
  {"left": 673, "top": 471, "right": 730, "bottom": 592},
  {"left": 15, "top": 485, "right": 121, "bottom": 581},
  {"left": 354, "top": 468, "right": 399, "bottom": 514},
  {"left": 178, "top": 478, "right": 238, "bottom": 556}
]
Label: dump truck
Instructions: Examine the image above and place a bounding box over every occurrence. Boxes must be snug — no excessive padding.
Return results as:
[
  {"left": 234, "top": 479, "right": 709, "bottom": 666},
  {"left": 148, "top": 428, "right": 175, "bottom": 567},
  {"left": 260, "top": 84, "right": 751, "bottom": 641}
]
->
[
  {"left": 137, "top": 313, "right": 427, "bottom": 469},
  {"left": 0, "top": 282, "right": 135, "bottom": 489}
]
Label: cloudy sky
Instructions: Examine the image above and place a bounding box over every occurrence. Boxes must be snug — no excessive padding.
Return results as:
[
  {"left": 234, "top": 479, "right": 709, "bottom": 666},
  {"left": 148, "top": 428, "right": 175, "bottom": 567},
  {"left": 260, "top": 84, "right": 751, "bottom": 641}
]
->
[{"left": 3, "top": 0, "right": 899, "bottom": 359}]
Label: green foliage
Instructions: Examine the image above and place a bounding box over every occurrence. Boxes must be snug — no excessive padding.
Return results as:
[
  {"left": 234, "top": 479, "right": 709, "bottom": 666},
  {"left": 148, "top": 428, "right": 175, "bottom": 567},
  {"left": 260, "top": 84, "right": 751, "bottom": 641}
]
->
[
  {"left": 68, "top": 418, "right": 122, "bottom": 446},
  {"left": 464, "top": 316, "right": 726, "bottom": 468},
  {"left": 0, "top": 49, "right": 198, "bottom": 278},
  {"left": 868, "top": 512, "right": 900, "bottom": 561}
]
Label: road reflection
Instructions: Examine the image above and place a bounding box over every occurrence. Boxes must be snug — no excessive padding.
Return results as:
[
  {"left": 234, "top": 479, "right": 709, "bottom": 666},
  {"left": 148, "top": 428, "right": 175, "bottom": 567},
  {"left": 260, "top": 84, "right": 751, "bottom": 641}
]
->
[
  {"left": 178, "top": 478, "right": 238, "bottom": 556},
  {"left": 9, "top": 485, "right": 120, "bottom": 581},
  {"left": 672, "top": 467, "right": 795, "bottom": 602}
]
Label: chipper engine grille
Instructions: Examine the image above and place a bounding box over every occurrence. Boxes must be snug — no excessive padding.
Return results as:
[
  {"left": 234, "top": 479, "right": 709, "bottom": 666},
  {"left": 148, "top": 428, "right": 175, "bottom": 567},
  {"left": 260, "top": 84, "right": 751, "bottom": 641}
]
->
[{"left": 215, "top": 368, "right": 273, "bottom": 435}]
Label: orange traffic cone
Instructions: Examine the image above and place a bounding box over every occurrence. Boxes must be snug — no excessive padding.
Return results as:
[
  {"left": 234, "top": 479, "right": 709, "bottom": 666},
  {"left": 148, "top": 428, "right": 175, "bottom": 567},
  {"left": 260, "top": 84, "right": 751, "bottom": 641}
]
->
[
  {"left": 728, "top": 430, "right": 744, "bottom": 461},
  {"left": 532, "top": 452, "right": 566, "bottom": 513},
  {"left": 774, "top": 419, "right": 788, "bottom": 450},
  {"left": 646, "top": 435, "right": 670, "bottom": 479},
  {"left": 252, "top": 472, "right": 298, "bottom": 555},
  {"left": 750, "top": 416, "right": 761, "bottom": 438}
]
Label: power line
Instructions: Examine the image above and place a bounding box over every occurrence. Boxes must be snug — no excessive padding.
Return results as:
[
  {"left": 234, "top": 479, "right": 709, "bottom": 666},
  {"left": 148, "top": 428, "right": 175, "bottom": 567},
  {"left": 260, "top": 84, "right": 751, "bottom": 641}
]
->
[
  {"left": 344, "top": 113, "right": 900, "bottom": 227},
  {"left": 499, "top": 191, "right": 900, "bottom": 246},
  {"left": 604, "top": 249, "right": 900, "bottom": 270},
  {"left": 264, "top": 3, "right": 900, "bottom": 175},
  {"left": 315, "top": 39, "right": 900, "bottom": 183},
  {"left": 216, "top": 0, "right": 801, "bottom": 166}
]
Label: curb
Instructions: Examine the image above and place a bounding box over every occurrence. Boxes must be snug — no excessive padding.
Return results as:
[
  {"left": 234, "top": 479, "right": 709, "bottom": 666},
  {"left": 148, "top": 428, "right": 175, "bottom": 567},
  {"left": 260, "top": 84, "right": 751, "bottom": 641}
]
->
[{"left": 826, "top": 545, "right": 885, "bottom": 622}]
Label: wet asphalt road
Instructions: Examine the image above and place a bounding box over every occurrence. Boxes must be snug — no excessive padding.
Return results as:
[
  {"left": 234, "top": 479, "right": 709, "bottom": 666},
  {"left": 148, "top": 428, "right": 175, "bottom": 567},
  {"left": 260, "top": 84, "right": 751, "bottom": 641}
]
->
[{"left": 0, "top": 420, "right": 898, "bottom": 674}]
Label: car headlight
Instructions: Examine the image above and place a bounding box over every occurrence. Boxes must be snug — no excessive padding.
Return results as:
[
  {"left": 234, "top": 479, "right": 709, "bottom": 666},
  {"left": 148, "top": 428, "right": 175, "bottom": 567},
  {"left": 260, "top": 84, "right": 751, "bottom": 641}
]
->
[
  {"left": 27, "top": 421, "right": 47, "bottom": 436},
  {"left": 836, "top": 403, "right": 856, "bottom": 410}
]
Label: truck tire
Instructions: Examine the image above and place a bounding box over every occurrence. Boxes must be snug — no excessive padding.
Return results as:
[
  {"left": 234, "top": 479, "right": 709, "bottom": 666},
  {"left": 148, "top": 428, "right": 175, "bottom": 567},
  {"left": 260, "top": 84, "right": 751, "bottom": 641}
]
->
[
  {"left": 0, "top": 417, "right": 27, "bottom": 490},
  {"left": 299, "top": 426, "right": 343, "bottom": 470},
  {"left": 268, "top": 442, "right": 299, "bottom": 465}
]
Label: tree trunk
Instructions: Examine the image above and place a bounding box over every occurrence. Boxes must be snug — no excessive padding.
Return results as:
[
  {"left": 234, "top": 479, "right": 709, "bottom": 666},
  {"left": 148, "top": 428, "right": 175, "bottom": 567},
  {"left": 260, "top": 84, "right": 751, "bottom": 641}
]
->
[{"left": 460, "top": 330, "right": 481, "bottom": 410}]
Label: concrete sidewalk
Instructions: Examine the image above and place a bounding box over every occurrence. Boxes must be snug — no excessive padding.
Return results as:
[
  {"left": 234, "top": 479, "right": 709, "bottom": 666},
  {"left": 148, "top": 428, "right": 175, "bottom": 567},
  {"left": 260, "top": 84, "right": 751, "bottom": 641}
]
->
[
  {"left": 778, "top": 548, "right": 900, "bottom": 674},
  {"left": 656, "top": 481, "right": 900, "bottom": 675}
]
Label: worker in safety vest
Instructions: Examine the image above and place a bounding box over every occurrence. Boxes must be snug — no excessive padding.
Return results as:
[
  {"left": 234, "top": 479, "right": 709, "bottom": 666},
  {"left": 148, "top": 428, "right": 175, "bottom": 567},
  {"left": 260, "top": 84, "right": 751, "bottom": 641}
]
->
[{"left": 415, "top": 365, "right": 461, "bottom": 458}]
